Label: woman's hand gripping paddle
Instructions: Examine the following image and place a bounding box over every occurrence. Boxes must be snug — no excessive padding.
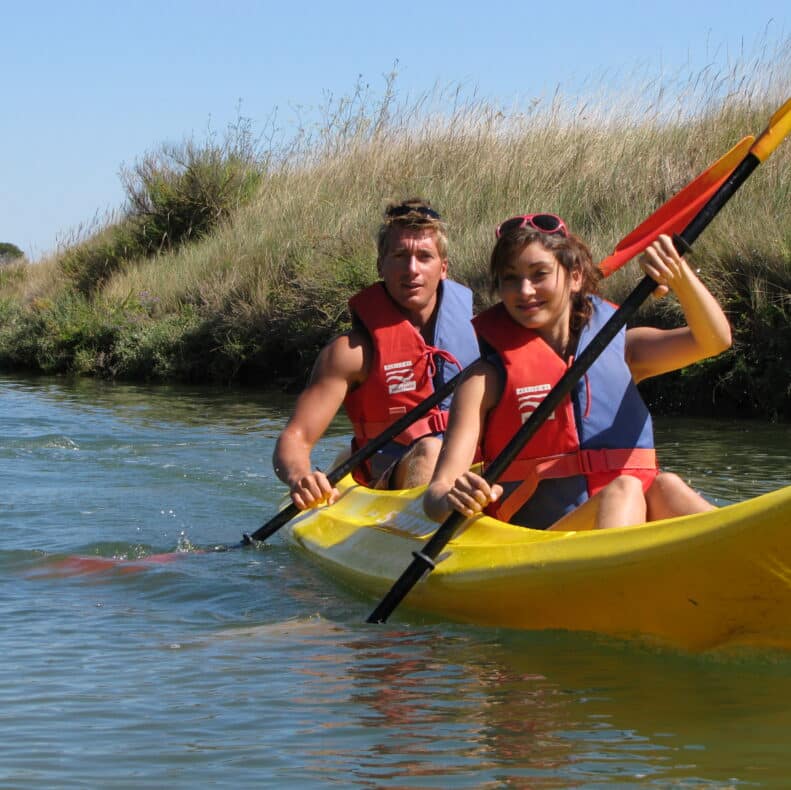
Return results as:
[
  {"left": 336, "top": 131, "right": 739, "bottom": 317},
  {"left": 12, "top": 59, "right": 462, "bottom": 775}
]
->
[{"left": 367, "top": 97, "right": 791, "bottom": 625}]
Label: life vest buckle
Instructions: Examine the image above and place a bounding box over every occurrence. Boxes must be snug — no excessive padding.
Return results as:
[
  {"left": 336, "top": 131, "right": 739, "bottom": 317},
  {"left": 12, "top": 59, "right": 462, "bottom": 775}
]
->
[
  {"left": 576, "top": 449, "right": 610, "bottom": 475},
  {"left": 426, "top": 410, "right": 449, "bottom": 434},
  {"left": 577, "top": 450, "right": 594, "bottom": 475}
]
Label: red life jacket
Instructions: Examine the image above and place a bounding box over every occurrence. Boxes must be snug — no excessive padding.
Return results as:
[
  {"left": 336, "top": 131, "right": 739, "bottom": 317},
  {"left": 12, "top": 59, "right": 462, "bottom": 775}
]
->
[
  {"left": 474, "top": 302, "right": 657, "bottom": 525},
  {"left": 343, "top": 283, "right": 463, "bottom": 475}
]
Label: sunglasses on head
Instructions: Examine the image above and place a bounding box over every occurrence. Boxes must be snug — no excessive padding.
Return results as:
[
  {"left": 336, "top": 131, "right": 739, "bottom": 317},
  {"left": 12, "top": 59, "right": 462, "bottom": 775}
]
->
[
  {"left": 386, "top": 204, "right": 442, "bottom": 220},
  {"left": 495, "top": 213, "right": 568, "bottom": 239}
]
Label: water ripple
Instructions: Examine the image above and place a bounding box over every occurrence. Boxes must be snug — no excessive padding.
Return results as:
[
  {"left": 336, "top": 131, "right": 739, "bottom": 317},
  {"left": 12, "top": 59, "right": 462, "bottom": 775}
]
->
[{"left": 1, "top": 374, "right": 790, "bottom": 787}]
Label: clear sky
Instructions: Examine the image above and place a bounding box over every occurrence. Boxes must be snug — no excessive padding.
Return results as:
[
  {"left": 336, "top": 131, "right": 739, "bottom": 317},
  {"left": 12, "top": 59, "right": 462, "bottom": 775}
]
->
[{"left": 2, "top": 0, "right": 788, "bottom": 260}]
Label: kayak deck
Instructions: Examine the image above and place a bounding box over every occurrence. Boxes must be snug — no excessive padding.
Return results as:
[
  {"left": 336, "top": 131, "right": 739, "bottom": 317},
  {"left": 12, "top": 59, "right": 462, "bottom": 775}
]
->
[{"left": 286, "top": 478, "right": 791, "bottom": 651}]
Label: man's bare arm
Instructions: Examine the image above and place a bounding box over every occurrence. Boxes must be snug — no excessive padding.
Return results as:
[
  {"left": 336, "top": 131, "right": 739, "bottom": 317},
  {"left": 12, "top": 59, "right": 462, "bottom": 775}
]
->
[{"left": 273, "top": 330, "right": 368, "bottom": 509}]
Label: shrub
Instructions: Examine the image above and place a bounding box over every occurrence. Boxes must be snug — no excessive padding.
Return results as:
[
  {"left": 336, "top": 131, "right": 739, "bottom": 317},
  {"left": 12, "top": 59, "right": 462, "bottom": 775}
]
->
[
  {"left": 111, "top": 309, "right": 204, "bottom": 381},
  {"left": 60, "top": 120, "right": 265, "bottom": 295},
  {"left": 0, "top": 242, "right": 24, "bottom": 265}
]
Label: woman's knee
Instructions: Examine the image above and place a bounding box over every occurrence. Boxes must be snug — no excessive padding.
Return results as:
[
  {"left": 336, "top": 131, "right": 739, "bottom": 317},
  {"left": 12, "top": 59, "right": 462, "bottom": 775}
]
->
[
  {"left": 604, "top": 474, "right": 645, "bottom": 498},
  {"left": 593, "top": 474, "right": 646, "bottom": 529},
  {"left": 651, "top": 471, "right": 683, "bottom": 491},
  {"left": 646, "top": 471, "right": 713, "bottom": 519}
]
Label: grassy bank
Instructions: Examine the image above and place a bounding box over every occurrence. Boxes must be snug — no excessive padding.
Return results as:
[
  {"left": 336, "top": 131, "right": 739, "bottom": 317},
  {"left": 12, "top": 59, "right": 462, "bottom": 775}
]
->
[{"left": 1, "top": 49, "right": 789, "bottom": 419}]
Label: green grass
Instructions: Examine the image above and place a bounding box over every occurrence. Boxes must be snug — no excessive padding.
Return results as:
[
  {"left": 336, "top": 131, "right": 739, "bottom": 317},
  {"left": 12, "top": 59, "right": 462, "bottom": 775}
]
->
[{"left": 1, "top": 45, "right": 790, "bottom": 418}]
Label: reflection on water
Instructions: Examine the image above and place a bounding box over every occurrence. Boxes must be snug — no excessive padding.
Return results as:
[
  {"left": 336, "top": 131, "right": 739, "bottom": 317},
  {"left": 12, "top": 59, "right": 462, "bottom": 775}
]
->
[
  {"left": 1, "top": 374, "right": 292, "bottom": 432},
  {"left": 1, "top": 374, "right": 353, "bottom": 437},
  {"left": 207, "top": 621, "right": 791, "bottom": 787},
  {"left": 1, "top": 373, "right": 791, "bottom": 787}
]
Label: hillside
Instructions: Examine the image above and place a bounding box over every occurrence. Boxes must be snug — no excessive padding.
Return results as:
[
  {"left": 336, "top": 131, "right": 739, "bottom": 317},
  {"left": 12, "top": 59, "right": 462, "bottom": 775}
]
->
[{"left": 0, "top": 58, "right": 789, "bottom": 419}]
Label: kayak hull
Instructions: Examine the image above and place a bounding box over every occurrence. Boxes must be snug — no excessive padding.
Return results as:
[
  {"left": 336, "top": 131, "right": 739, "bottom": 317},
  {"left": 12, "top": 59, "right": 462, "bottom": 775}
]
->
[{"left": 286, "top": 479, "right": 791, "bottom": 651}]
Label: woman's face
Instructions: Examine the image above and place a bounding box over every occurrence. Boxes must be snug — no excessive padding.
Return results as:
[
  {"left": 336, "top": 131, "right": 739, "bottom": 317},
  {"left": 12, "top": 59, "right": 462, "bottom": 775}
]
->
[{"left": 497, "top": 241, "right": 581, "bottom": 343}]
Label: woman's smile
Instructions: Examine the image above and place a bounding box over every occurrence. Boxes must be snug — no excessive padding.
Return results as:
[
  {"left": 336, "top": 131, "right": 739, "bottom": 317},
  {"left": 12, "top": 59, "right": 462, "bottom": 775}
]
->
[{"left": 499, "top": 241, "right": 581, "bottom": 355}]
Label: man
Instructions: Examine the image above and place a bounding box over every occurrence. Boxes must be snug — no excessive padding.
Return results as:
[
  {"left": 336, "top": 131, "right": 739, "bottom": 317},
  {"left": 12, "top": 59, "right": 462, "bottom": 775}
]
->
[{"left": 273, "top": 198, "right": 479, "bottom": 509}]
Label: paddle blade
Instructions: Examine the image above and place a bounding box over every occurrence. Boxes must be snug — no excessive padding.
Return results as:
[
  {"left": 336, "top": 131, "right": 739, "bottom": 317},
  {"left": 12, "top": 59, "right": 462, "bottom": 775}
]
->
[
  {"left": 598, "top": 135, "right": 754, "bottom": 276},
  {"left": 28, "top": 551, "right": 187, "bottom": 578},
  {"left": 751, "top": 96, "right": 791, "bottom": 161}
]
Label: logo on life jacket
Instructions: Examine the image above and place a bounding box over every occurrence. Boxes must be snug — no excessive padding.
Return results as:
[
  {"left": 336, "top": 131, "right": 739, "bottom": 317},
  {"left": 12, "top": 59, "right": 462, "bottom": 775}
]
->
[
  {"left": 384, "top": 360, "right": 417, "bottom": 394},
  {"left": 516, "top": 383, "right": 555, "bottom": 422}
]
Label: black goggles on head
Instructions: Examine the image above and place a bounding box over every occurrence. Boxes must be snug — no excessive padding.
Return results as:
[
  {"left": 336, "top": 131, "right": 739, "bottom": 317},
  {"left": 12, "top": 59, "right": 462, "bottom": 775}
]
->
[{"left": 386, "top": 204, "right": 442, "bottom": 220}]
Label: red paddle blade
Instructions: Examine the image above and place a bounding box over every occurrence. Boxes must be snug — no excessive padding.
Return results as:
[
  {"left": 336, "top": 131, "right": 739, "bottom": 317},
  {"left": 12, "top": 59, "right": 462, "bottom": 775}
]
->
[
  {"left": 28, "top": 551, "right": 187, "bottom": 578},
  {"left": 598, "top": 135, "right": 755, "bottom": 276}
]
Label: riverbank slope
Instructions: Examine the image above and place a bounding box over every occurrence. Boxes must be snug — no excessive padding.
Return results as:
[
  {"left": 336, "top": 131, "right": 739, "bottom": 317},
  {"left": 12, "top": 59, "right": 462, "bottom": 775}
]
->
[{"left": 1, "top": 58, "right": 789, "bottom": 419}]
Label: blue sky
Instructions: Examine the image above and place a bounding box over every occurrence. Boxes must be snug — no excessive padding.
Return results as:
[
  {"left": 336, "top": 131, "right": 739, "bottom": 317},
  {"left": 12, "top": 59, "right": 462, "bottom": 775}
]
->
[{"left": 2, "top": 1, "right": 788, "bottom": 260}]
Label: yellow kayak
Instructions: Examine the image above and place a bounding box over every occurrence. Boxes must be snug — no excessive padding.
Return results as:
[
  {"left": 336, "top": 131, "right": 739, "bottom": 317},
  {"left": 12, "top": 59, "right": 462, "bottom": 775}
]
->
[{"left": 286, "top": 477, "right": 791, "bottom": 652}]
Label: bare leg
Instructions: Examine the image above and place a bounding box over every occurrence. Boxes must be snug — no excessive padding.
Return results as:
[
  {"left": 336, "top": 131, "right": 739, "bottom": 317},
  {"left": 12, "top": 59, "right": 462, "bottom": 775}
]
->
[
  {"left": 547, "top": 474, "right": 647, "bottom": 531},
  {"left": 391, "top": 436, "right": 443, "bottom": 489},
  {"left": 645, "top": 471, "right": 714, "bottom": 521}
]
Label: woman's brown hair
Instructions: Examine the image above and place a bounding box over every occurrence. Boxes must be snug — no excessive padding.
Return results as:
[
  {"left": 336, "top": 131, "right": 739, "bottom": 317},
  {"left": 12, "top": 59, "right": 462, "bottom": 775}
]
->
[{"left": 489, "top": 226, "right": 602, "bottom": 336}]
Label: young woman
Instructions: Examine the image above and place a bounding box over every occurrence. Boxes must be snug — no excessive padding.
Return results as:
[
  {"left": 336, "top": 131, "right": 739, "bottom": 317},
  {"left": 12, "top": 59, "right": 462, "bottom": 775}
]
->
[{"left": 423, "top": 213, "right": 732, "bottom": 531}]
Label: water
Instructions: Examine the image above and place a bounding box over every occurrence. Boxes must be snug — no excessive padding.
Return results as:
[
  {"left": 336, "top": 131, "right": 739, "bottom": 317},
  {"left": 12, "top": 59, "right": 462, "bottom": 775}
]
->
[{"left": 2, "top": 373, "right": 791, "bottom": 788}]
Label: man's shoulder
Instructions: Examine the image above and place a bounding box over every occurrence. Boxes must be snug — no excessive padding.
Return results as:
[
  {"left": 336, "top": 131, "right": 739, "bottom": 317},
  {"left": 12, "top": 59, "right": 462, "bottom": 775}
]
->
[
  {"left": 314, "top": 328, "right": 371, "bottom": 383},
  {"left": 331, "top": 325, "right": 371, "bottom": 349}
]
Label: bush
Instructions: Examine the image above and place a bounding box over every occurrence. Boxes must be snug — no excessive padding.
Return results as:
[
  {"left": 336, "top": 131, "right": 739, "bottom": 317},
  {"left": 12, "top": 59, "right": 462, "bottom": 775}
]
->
[
  {"left": 0, "top": 242, "right": 24, "bottom": 264},
  {"left": 60, "top": 121, "right": 265, "bottom": 295},
  {"left": 111, "top": 309, "right": 205, "bottom": 381},
  {"left": 59, "top": 223, "right": 141, "bottom": 297},
  {"left": 122, "top": 139, "right": 262, "bottom": 256}
]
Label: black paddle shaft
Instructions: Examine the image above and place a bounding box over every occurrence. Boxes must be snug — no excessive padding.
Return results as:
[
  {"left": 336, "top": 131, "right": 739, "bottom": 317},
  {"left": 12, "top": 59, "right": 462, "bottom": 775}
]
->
[{"left": 367, "top": 151, "right": 762, "bottom": 624}]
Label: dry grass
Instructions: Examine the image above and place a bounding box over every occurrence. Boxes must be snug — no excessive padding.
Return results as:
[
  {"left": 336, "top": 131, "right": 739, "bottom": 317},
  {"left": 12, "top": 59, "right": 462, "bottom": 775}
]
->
[{"left": 1, "top": 38, "right": 789, "bottom": 413}]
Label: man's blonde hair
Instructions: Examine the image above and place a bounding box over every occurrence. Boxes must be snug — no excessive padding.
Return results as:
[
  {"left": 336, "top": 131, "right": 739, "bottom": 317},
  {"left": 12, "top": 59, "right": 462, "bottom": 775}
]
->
[{"left": 376, "top": 198, "right": 448, "bottom": 261}]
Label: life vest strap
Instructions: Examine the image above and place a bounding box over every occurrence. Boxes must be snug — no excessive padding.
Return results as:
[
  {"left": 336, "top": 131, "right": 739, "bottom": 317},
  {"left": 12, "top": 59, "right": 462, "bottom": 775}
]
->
[
  {"left": 354, "top": 410, "right": 450, "bottom": 448},
  {"left": 492, "top": 448, "right": 657, "bottom": 523},
  {"left": 422, "top": 346, "right": 462, "bottom": 381}
]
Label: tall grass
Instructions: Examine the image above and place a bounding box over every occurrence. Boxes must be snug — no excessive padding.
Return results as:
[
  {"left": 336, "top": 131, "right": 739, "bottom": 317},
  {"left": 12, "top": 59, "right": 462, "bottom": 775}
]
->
[{"left": 1, "top": 39, "right": 789, "bottom": 417}]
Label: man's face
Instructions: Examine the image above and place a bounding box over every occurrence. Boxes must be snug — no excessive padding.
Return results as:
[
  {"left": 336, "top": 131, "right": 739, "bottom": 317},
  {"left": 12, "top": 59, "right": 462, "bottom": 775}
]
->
[{"left": 377, "top": 227, "right": 448, "bottom": 324}]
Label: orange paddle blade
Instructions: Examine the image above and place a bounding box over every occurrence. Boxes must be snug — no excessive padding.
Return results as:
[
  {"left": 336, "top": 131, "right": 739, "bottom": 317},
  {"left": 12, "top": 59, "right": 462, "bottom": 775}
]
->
[
  {"left": 598, "top": 135, "right": 754, "bottom": 276},
  {"left": 27, "top": 551, "right": 188, "bottom": 578}
]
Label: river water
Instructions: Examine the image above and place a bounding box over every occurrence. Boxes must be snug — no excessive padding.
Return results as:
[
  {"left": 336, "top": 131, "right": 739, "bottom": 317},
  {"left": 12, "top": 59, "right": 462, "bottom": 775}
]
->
[{"left": 2, "top": 373, "right": 790, "bottom": 788}]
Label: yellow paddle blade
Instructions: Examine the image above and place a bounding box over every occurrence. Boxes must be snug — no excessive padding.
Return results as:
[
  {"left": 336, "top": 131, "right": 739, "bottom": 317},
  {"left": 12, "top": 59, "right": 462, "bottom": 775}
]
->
[{"left": 751, "top": 96, "right": 791, "bottom": 161}]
